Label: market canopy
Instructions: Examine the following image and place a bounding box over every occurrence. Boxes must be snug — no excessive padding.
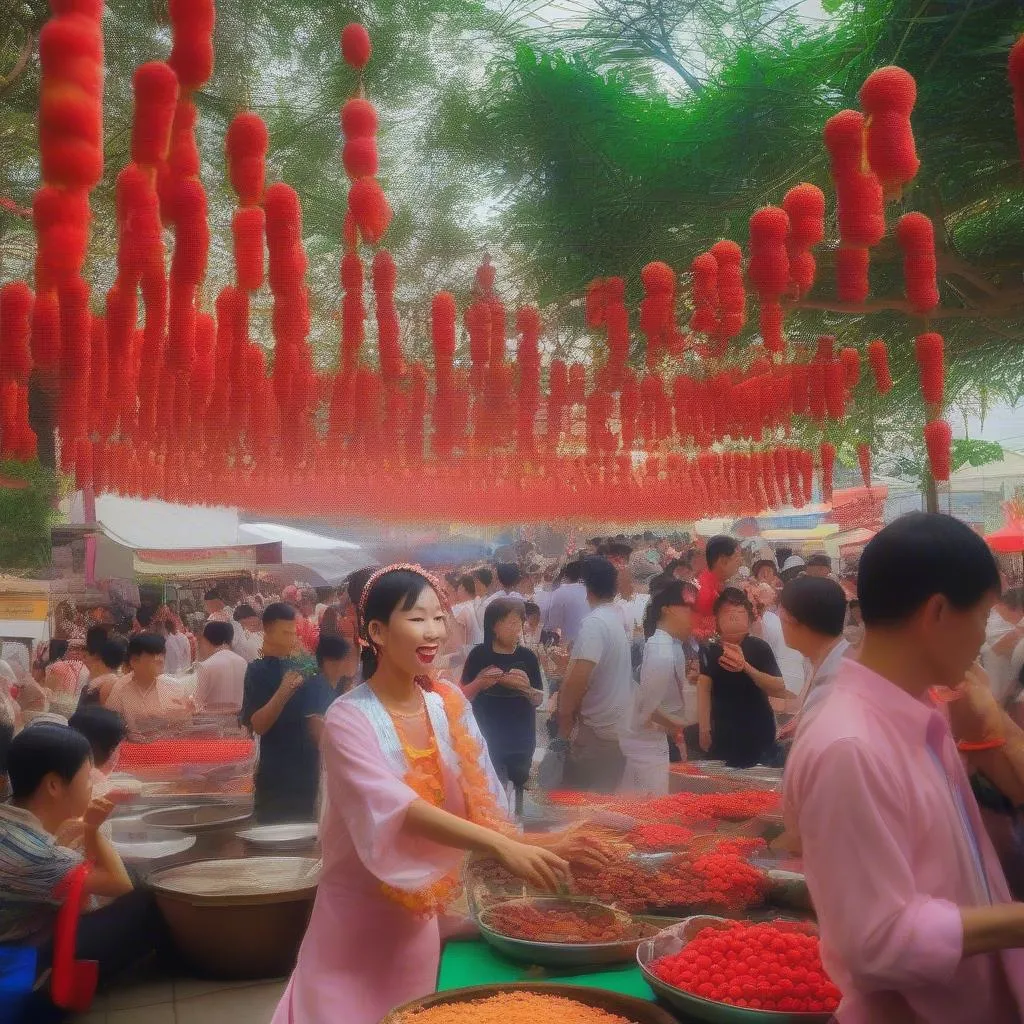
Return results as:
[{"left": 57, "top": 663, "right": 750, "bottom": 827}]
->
[{"left": 237, "top": 522, "right": 375, "bottom": 585}]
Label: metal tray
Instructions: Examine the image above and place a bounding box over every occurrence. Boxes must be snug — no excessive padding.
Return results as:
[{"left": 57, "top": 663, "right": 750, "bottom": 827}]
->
[
  {"left": 637, "top": 916, "right": 832, "bottom": 1023},
  {"left": 476, "top": 896, "right": 650, "bottom": 968},
  {"left": 140, "top": 802, "right": 252, "bottom": 833},
  {"left": 236, "top": 823, "right": 318, "bottom": 848}
]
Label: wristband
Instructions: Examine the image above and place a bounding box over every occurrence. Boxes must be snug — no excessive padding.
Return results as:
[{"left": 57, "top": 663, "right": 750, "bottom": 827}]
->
[{"left": 957, "top": 738, "right": 1007, "bottom": 752}]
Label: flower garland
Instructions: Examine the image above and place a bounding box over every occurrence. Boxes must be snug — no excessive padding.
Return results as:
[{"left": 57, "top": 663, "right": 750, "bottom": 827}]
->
[{"left": 380, "top": 677, "right": 515, "bottom": 917}]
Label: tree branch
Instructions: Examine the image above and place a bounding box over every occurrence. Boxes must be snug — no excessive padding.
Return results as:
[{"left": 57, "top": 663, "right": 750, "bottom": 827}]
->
[{"left": 0, "top": 28, "right": 33, "bottom": 101}]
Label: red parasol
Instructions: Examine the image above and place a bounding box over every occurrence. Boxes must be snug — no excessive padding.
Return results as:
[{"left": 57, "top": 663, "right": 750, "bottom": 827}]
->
[{"left": 985, "top": 521, "right": 1024, "bottom": 554}]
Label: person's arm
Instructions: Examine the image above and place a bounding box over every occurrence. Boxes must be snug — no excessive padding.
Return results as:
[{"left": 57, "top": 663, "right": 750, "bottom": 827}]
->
[
  {"left": 697, "top": 673, "right": 712, "bottom": 751},
  {"left": 793, "top": 736, "right": 1023, "bottom": 989},
  {"left": 404, "top": 799, "right": 570, "bottom": 892},
  {"left": 742, "top": 660, "right": 787, "bottom": 697},
  {"left": 249, "top": 669, "right": 304, "bottom": 736},
  {"left": 81, "top": 798, "right": 133, "bottom": 898},
  {"left": 733, "top": 640, "right": 787, "bottom": 697},
  {"left": 987, "top": 623, "right": 1024, "bottom": 658},
  {"left": 557, "top": 658, "right": 595, "bottom": 738}
]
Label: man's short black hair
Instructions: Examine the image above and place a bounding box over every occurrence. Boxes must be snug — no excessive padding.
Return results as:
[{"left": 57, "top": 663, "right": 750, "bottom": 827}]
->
[
  {"left": 473, "top": 567, "right": 494, "bottom": 589},
  {"left": 607, "top": 541, "right": 633, "bottom": 562},
  {"left": 858, "top": 512, "right": 1000, "bottom": 627},
  {"left": 705, "top": 535, "right": 740, "bottom": 570},
  {"left": 713, "top": 586, "right": 754, "bottom": 618},
  {"left": 98, "top": 637, "right": 126, "bottom": 671},
  {"left": 524, "top": 601, "right": 540, "bottom": 619},
  {"left": 233, "top": 604, "right": 257, "bottom": 622},
  {"left": 69, "top": 706, "right": 126, "bottom": 765},
  {"left": 496, "top": 563, "right": 523, "bottom": 589},
  {"left": 85, "top": 625, "right": 109, "bottom": 656},
  {"left": 560, "top": 560, "right": 584, "bottom": 584},
  {"left": 806, "top": 552, "right": 832, "bottom": 570},
  {"left": 316, "top": 632, "right": 351, "bottom": 668},
  {"left": 203, "top": 621, "right": 235, "bottom": 647},
  {"left": 780, "top": 576, "right": 847, "bottom": 638},
  {"left": 204, "top": 588, "right": 221, "bottom": 602},
  {"left": 262, "top": 601, "right": 296, "bottom": 627},
  {"left": 7, "top": 725, "right": 92, "bottom": 801},
  {"left": 456, "top": 574, "right": 476, "bottom": 596},
  {"left": 581, "top": 556, "right": 618, "bottom": 601},
  {"left": 127, "top": 633, "right": 166, "bottom": 658}
]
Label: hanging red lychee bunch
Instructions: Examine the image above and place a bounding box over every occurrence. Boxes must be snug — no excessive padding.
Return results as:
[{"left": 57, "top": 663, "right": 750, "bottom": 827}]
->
[
  {"left": 867, "top": 338, "right": 893, "bottom": 394},
  {"left": 341, "top": 28, "right": 390, "bottom": 245},
  {"left": 639, "top": 262, "right": 676, "bottom": 369},
  {"left": 516, "top": 306, "right": 542, "bottom": 453},
  {"left": 586, "top": 278, "right": 630, "bottom": 387},
  {"left": 820, "top": 441, "right": 836, "bottom": 503},
  {"left": 747, "top": 207, "right": 790, "bottom": 355},
  {"left": 924, "top": 418, "right": 952, "bottom": 482},
  {"left": 836, "top": 245, "right": 870, "bottom": 304},
  {"left": 690, "top": 253, "right": 719, "bottom": 334},
  {"left": 896, "top": 212, "right": 939, "bottom": 315},
  {"left": 373, "top": 250, "right": 403, "bottom": 382},
  {"left": 782, "top": 183, "right": 825, "bottom": 298},
  {"left": 859, "top": 66, "right": 920, "bottom": 200},
  {"left": 839, "top": 346, "right": 860, "bottom": 388},
  {"left": 710, "top": 240, "right": 746, "bottom": 348},
  {"left": 914, "top": 331, "right": 944, "bottom": 413},
  {"left": 0, "top": 283, "right": 33, "bottom": 385}
]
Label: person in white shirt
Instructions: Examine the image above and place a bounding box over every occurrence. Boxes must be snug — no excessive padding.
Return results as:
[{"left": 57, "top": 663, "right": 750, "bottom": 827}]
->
[
  {"left": 545, "top": 560, "right": 591, "bottom": 650},
  {"left": 620, "top": 582, "right": 696, "bottom": 794},
  {"left": 556, "top": 557, "right": 633, "bottom": 792},
  {"left": 482, "top": 563, "right": 529, "bottom": 609},
  {"left": 753, "top": 583, "right": 807, "bottom": 706},
  {"left": 195, "top": 620, "right": 248, "bottom": 713},
  {"left": 450, "top": 576, "right": 483, "bottom": 649},
  {"left": 982, "top": 588, "right": 1024, "bottom": 706},
  {"left": 231, "top": 604, "right": 265, "bottom": 663},
  {"left": 163, "top": 617, "right": 192, "bottom": 675},
  {"left": 777, "top": 575, "right": 851, "bottom": 740},
  {"left": 472, "top": 567, "right": 496, "bottom": 634}
]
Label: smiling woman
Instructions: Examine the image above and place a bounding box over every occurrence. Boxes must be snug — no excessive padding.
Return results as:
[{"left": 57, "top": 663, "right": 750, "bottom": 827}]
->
[{"left": 271, "top": 564, "right": 614, "bottom": 1024}]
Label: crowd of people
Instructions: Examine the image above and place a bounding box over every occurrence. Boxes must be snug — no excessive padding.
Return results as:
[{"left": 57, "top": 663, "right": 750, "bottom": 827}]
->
[{"left": 9, "top": 516, "right": 1024, "bottom": 1021}]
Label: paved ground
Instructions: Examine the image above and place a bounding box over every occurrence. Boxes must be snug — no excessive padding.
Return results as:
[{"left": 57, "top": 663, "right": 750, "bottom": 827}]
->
[{"left": 72, "top": 974, "right": 286, "bottom": 1023}]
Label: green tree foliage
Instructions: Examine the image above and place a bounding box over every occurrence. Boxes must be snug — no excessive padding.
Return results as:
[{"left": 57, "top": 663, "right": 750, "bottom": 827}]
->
[
  {"left": 0, "top": 459, "right": 59, "bottom": 568},
  {"left": 430, "top": 0, "right": 1024, "bottom": 443}
]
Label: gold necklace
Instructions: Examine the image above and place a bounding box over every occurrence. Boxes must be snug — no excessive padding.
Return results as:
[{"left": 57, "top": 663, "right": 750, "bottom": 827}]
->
[{"left": 388, "top": 705, "right": 426, "bottom": 720}]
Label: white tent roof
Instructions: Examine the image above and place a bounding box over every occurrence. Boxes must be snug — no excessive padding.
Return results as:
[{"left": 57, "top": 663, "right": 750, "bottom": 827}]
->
[
  {"left": 948, "top": 450, "right": 1024, "bottom": 488},
  {"left": 238, "top": 522, "right": 373, "bottom": 585}
]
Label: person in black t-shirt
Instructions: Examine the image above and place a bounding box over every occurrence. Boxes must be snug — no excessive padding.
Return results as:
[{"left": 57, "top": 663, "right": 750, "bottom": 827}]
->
[
  {"left": 697, "top": 587, "right": 786, "bottom": 768},
  {"left": 461, "top": 597, "right": 543, "bottom": 815}
]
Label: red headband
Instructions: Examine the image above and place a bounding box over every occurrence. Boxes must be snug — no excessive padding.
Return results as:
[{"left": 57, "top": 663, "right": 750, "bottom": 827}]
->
[{"left": 357, "top": 563, "right": 452, "bottom": 625}]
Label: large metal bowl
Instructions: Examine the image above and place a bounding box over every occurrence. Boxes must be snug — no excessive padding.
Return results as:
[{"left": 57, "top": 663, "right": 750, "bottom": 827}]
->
[
  {"left": 476, "top": 896, "right": 651, "bottom": 968},
  {"left": 381, "top": 982, "right": 678, "bottom": 1024},
  {"left": 140, "top": 802, "right": 252, "bottom": 833},
  {"left": 637, "top": 916, "right": 833, "bottom": 1023}
]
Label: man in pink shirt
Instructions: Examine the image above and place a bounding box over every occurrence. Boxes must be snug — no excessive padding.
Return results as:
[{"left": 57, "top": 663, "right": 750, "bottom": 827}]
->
[{"left": 786, "top": 512, "right": 1024, "bottom": 1023}]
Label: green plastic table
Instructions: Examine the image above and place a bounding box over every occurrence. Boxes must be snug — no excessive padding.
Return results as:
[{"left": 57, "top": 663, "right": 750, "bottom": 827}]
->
[{"left": 438, "top": 939, "right": 655, "bottom": 1000}]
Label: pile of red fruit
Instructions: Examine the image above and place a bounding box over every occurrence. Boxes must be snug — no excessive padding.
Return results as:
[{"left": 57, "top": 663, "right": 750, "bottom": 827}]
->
[
  {"left": 712, "top": 837, "right": 767, "bottom": 858},
  {"left": 650, "top": 921, "right": 841, "bottom": 1013},
  {"left": 486, "top": 901, "right": 639, "bottom": 944},
  {"left": 574, "top": 850, "right": 768, "bottom": 914},
  {"left": 610, "top": 788, "right": 780, "bottom": 825},
  {"left": 547, "top": 790, "right": 613, "bottom": 808},
  {"left": 628, "top": 823, "right": 694, "bottom": 850}
]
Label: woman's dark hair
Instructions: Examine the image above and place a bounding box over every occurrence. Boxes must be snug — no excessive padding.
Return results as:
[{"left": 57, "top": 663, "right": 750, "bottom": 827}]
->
[
  {"left": 581, "top": 556, "right": 618, "bottom": 601},
  {"left": 262, "top": 601, "right": 296, "bottom": 627},
  {"left": 524, "top": 601, "right": 540, "bottom": 620},
  {"left": 456, "top": 574, "right": 476, "bottom": 598},
  {"left": 713, "top": 586, "right": 754, "bottom": 620},
  {"left": 165, "top": 618, "right": 178, "bottom": 635},
  {"left": 99, "top": 637, "right": 126, "bottom": 671},
  {"left": 127, "top": 632, "right": 166, "bottom": 659},
  {"left": 473, "top": 567, "right": 494, "bottom": 589},
  {"left": 85, "top": 625, "right": 109, "bottom": 657},
  {"left": 47, "top": 638, "right": 69, "bottom": 663},
  {"left": 346, "top": 566, "right": 377, "bottom": 608},
  {"left": 643, "top": 580, "right": 694, "bottom": 639},
  {"left": 7, "top": 725, "right": 92, "bottom": 802},
  {"left": 316, "top": 632, "right": 351, "bottom": 669},
  {"left": 483, "top": 597, "right": 526, "bottom": 650},
  {"left": 136, "top": 606, "right": 154, "bottom": 629},
  {"left": 780, "top": 576, "right": 847, "bottom": 638},
  {"left": 361, "top": 569, "right": 436, "bottom": 678},
  {"left": 496, "top": 563, "right": 523, "bottom": 590},
  {"left": 858, "top": 512, "right": 1001, "bottom": 627},
  {"left": 706, "top": 535, "right": 740, "bottom": 570},
  {"left": 320, "top": 605, "right": 341, "bottom": 635},
  {"left": 752, "top": 559, "right": 778, "bottom": 580},
  {"left": 204, "top": 588, "right": 221, "bottom": 602},
  {"left": 203, "top": 621, "right": 235, "bottom": 647},
  {"left": 69, "top": 706, "right": 126, "bottom": 765}
]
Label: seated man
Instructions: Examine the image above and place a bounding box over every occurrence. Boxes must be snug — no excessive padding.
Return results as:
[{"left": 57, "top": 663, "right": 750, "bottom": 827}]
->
[
  {"left": 195, "top": 621, "right": 248, "bottom": 713},
  {"left": 104, "top": 634, "right": 192, "bottom": 737},
  {"left": 77, "top": 637, "right": 126, "bottom": 708},
  {"left": 68, "top": 705, "right": 127, "bottom": 798},
  {"left": 0, "top": 725, "right": 161, "bottom": 1022}
]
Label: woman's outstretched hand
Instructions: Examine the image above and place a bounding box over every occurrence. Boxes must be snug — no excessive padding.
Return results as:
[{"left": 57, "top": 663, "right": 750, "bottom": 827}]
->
[{"left": 492, "top": 836, "right": 571, "bottom": 893}]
